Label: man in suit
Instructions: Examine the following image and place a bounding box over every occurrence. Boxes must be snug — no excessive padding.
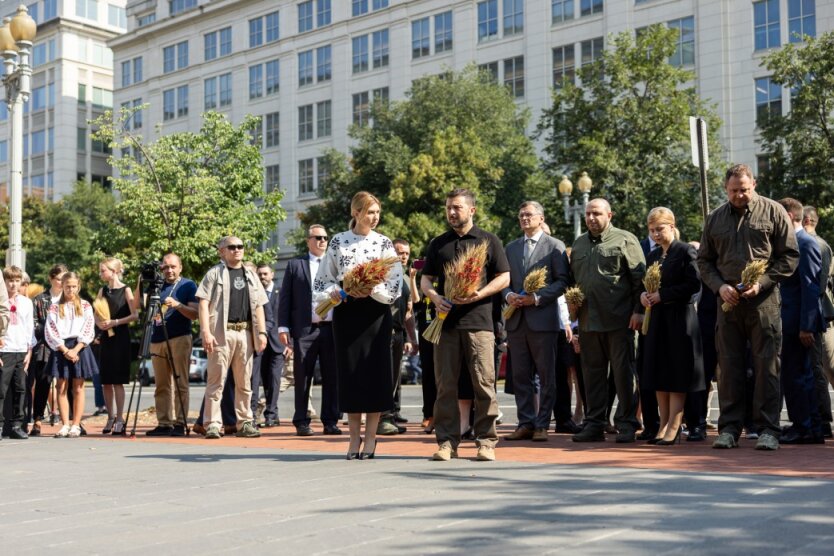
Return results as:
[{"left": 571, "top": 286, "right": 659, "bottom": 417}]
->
[
  {"left": 251, "top": 264, "right": 288, "bottom": 428},
  {"left": 778, "top": 198, "right": 825, "bottom": 444},
  {"left": 277, "top": 225, "right": 341, "bottom": 436},
  {"left": 502, "top": 201, "right": 570, "bottom": 441}
]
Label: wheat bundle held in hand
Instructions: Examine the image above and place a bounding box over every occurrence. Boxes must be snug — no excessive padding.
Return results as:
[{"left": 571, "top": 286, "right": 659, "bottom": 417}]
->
[
  {"left": 92, "top": 297, "right": 115, "bottom": 337},
  {"left": 564, "top": 286, "right": 585, "bottom": 322},
  {"left": 641, "top": 262, "right": 662, "bottom": 335},
  {"left": 721, "top": 259, "right": 768, "bottom": 313},
  {"left": 314, "top": 257, "right": 399, "bottom": 319},
  {"left": 422, "top": 241, "right": 489, "bottom": 344},
  {"left": 502, "top": 267, "right": 548, "bottom": 320}
]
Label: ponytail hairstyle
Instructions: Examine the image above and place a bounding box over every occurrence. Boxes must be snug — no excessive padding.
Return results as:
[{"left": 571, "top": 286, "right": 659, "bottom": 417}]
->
[
  {"left": 101, "top": 257, "right": 124, "bottom": 277},
  {"left": 348, "top": 191, "right": 382, "bottom": 231},
  {"left": 58, "top": 271, "right": 83, "bottom": 318}
]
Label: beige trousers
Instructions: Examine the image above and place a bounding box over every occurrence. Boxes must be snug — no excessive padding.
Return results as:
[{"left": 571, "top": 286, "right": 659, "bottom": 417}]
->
[
  {"left": 150, "top": 334, "right": 193, "bottom": 426},
  {"left": 204, "top": 329, "right": 254, "bottom": 426}
]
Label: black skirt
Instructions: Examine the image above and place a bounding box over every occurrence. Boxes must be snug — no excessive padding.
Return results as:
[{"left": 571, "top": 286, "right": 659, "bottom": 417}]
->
[
  {"left": 49, "top": 338, "right": 99, "bottom": 380},
  {"left": 332, "top": 295, "right": 393, "bottom": 414}
]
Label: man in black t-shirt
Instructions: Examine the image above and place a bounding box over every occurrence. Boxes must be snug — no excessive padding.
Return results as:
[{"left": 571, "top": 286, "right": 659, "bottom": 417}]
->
[{"left": 420, "top": 189, "right": 510, "bottom": 462}]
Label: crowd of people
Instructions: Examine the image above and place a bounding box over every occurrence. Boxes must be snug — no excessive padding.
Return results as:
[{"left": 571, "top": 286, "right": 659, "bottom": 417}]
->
[{"left": 1, "top": 163, "right": 831, "bottom": 460}]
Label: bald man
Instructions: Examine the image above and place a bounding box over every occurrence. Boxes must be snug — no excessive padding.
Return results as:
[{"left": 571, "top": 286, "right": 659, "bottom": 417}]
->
[{"left": 568, "top": 198, "right": 646, "bottom": 443}]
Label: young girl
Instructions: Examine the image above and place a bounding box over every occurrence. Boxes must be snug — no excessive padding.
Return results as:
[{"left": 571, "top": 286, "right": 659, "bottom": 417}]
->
[{"left": 45, "top": 272, "right": 98, "bottom": 438}]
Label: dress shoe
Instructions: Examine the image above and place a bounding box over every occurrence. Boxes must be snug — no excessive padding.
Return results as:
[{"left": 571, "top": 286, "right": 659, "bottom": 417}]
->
[
  {"left": 171, "top": 424, "right": 186, "bottom": 437},
  {"left": 532, "top": 428, "right": 548, "bottom": 442},
  {"left": 821, "top": 422, "right": 833, "bottom": 439},
  {"left": 636, "top": 428, "right": 659, "bottom": 441},
  {"left": 572, "top": 427, "right": 605, "bottom": 442},
  {"left": 393, "top": 414, "right": 408, "bottom": 424},
  {"left": 29, "top": 424, "right": 41, "bottom": 437},
  {"left": 79, "top": 424, "right": 88, "bottom": 436},
  {"left": 296, "top": 425, "right": 314, "bottom": 436},
  {"left": 505, "top": 427, "right": 534, "bottom": 441},
  {"left": 259, "top": 419, "right": 279, "bottom": 428},
  {"left": 192, "top": 423, "right": 206, "bottom": 436},
  {"left": 323, "top": 424, "right": 343, "bottom": 435},
  {"left": 422, "top": 417, "right": 435, "bottom": 434},
  {"left": 604, "top": 424, "right": 619, "bottom": 435},
  {"left": 686, "top": 427, "right": 706, "bottom": 442},
  {"left": 146, "top": 425, "right": 174, "bottom": 437},
  {"left": 780, "top": 428, "right": 823, "bottom": 445},
  {"left": 360, "top": 439, "right": 376, "bottom": 460},
  {"left": 655, "top": 428, "right": 682, "bottom": 446},
  {"left": 9, "top": 426, "right": 28, "bottom": 439},
  {"left": 554, "top": 420, "right": 582, "bottom": 434},
  {"left": 347, "top": 439, "right": 362, "bottom": 460},
  {"left": 615, "top": 430, "right": 636, "bottom": 443}
]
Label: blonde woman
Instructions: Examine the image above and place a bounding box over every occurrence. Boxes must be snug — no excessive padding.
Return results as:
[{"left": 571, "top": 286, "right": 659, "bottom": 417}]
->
[
  {"left": 95, "top": 258, "right": 138, "bottom": 435},
  {"left": 45, "top": 272, "right": 98, "bottom": 438}
]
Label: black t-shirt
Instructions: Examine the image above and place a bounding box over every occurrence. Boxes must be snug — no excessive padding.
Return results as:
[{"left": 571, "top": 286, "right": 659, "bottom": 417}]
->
[
  {"left": 423, "top": 225, "right": 510, "bottom": 331},
  {"left": 227, "top": 266, "right": 251, "bottom": 323}
]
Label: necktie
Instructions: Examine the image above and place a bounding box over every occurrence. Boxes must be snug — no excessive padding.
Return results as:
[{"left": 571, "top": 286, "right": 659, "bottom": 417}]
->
[{"left": 523, "top": 238, "right": 536, "bottom": 267}]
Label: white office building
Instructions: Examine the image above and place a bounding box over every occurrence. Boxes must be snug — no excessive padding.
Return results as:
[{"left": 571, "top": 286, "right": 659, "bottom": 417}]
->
[
  {"left": 0, "top": 0, "right": 126, "bottom": 201},
  {"left": 109, "top": 0, "right": 834, "bottom": 257}
]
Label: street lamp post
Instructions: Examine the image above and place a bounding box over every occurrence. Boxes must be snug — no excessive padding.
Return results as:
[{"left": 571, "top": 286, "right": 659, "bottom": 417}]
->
[
  {"left": 1, "top": 5, "right": 37, "bottom": 270},
  {"left": 558, "top": 171, "right": 593, "bottom": 240}
]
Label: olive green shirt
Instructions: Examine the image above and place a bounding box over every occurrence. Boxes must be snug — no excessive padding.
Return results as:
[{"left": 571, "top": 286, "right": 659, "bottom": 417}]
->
[
  {"left": 697, "top": 193, "right": 798, "bottom": 296},
  {"left": 570, "top": 224, "right": 646, "bottom": 332}
]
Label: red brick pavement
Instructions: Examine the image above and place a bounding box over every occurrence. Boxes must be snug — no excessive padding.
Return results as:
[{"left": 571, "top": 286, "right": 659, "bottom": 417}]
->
[{"left": 80, "top": 421, "right": 834, "bottom": 480}]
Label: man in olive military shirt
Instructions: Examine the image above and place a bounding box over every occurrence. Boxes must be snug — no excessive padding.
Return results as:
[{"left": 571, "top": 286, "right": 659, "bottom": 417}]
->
[
  {"left": 698, "top": 164, "right": 799, "bottom": 451},
  {"left": 569, "top": 198, "right": 645, "bottom": 443}
]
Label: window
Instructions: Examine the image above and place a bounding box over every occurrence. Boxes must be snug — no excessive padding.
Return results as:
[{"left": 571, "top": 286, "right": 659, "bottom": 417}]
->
[
  {"left": 29, "top": 2, "right": 40, "bottom": 24},
  {"left": 177, "top": 41, "right": 188, "bottom": 69},
  {"left": 299, "top": 1, "right": 313, "bottom": 33},
  {"left": 177, "top": 85, "right": 189, "bottom": 117},
  {"left": 265, "top": 112, "right": 280, "bottom": 147},
  {"left": 108, "top": 4, "right": 126, "bottom": 27},
  {"left": 92, "top": 87, "right": 113, "bottom": 108},
  {"left": 580, "top": 0, "right": 603, "bottom": 17},
  {"left": 205, "top": 28, "right": 232, "bottom": 61},
  {"left": 92, "top": 43, "right": 114, "bottom": 67},
  {"left": 435, "top": 12, "right": 453, "bottom": 53},
  {"left": 373, "top": 87, "right": 389, "bottom": 104},
  {"left": 478, "top": 1, "right": 498, "bottom": 42},
  {"left": 352, "top": 0, "right": 368, "bottom": 17},
  {"left": 668, "top": 17, "right": 694, "bottom": 66},
  {"left": 266, "top": 60, "right": 280, "bottom": 95},
  {"left": 552, "top": 45, "right": 575, "bottom": 87},
  {"left": 137, "top": 13, "right": 156, "bottom": 27},
  {"left": 169, "top": 0, "right": 197, "bottom": 16},
  {"left": 31, "top": 130, "right": 46, "bottom": 155},
  {"left": 373, "top": 0, "right": 388, "bottom": 9},
  {"left": 317, "top": 45, "right": 332, "bottom": 81},
  {"left": 78, "top": 83, "right": 86, "bottom": 104},
  {"left": 260, "top": 12, "right": 277, "bottom": 43},
  {"left": 504, "top": 56, "right": 524, "bottom": 98},
  {"left": 204, "top": 32, "right": 217, "bottom": 61},
  {"left": 317, "top": 0, "right": 331, "bottom": 26},
  {"left": 754, "top": 0, "right": 780, "bottom": 50},
  {"left": 132, "top": 98, "right": 143, "bottom": 129},
  {"left": 133, "top": 57, "right": 143, "bottom": 83},
  {"left": 756, "top": 76, "right": 782, "bottom": 125},
  {"left": 503, "top": 0, "right": 523, "bottom": 36},
  {"left": 265, "top": 164, "right": 280, "bottom": 193},
  {"left": 32, "top": 86, "right": 46, "bottom": 111},
  {"left": 479, "top": 61, "right": 499, "bottom": 83},
  {"left": 250, "top": 17, "right": 263, "bottom": 48},
  {"left": 788, "top": 0, "right": 815, "bottom": 42},
  {"left": 352, "top": 35, "right": 369, "bottom": 73},
  {"left": 91, "top": 131, "right": 110, "bottom": 154},
  {"left": 317, "top": 100, "right": 331, "bottom": 137},
  {"left": 299, "top": 159, "right": 315, "bottom": 195},
  {"left": 249, "top": 65, "right": 263, "bottom": 99},
  {"left": 219, "top": 73, "right": 232, "bottom": 107},
  {"left": 298, "top": 50, "right": 314, "bottom": 86},
  {"left": 581, "top": 36, "right": 604, "bottom": 66},
  {"left": 163, "top": 89, "right": 175, "bottom": 120},
  {"left": 552, "top": 0, "right": 573, "bottom": 23},
  {"left": 352, "top": 91, "right": 370, "bottom": 126},
  {"left": 205, "top": 75, "right": 216, "bottom": 109},
  {"left": 164, "top": 41, "right": 188, "bottom": 72},
  {"left": 249, "top": 117, "right": 263, "bottom": 146},
  {"left": 76, "top": 0, "right": 98, "bottom": 20},
  {"left": 372, "top": 30, "right": 389, "bottom": 68},
  {"left": 317, "top": 156, "right": 330, "bottom": 188},
  {"left": 121, "top": 60, "right": 131, "bottom": 88},
  {"left": 44, "top": 0, "right": 58, "bottom": 21},
  {"left": 412, "top": 18, "right": 430, "bottom": 59},
  {"left": 220, "top": 27, "right": 232, "bottom": 55},
  {"left": 298, "top": 104, "right": 314, "bottom": 141}
]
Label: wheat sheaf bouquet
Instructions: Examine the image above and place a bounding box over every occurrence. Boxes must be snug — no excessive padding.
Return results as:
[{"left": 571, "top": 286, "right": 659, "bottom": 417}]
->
[
  {"left": 564, "top": 286, "right": 585, "bottom": 322},
  {"left": 502, "top": 267, "right": 548, "bottom": 320},
  {"left": 721, "top": 259, "right": 768, "bottom": 313},
  {"left": 423, "top": 241, "right": 489, "bottom": 344},
  {"left": 314, "top": 256, "right": 400, "bottom": 319},
  {"left": 641, "top": 262, "right": 662, "bottom": 336},
  {"left": 92, "top": 297, "right": 115, "bottom": 337}
]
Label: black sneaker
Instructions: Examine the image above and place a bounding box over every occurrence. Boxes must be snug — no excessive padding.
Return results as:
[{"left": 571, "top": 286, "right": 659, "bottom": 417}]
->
[{"left": 146, "top": 425, "right": 174, "bottom": 437}]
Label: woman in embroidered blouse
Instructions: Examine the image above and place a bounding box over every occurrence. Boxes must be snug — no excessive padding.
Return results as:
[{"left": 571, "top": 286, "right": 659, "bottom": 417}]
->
[
  {"left": 314, "top": 191, "right": 403, "bottom": 460},
  {"left": 45, "top": 272, "right": 98, "bottom": 438}
]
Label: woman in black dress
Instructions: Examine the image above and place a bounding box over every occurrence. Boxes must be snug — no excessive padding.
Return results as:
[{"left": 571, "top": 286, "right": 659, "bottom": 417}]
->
[
  {"left": 314, "top": 191, "right": 403, "bottom": 459},
  {"left": 95, "top": 258, "right": 137, "bottom": 435},
  {"left": 639, "top": 207, "right": 705, "bottom": 445}
]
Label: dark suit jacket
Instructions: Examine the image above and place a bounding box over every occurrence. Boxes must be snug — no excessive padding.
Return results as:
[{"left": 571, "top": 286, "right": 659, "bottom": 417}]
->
[
  {"left": 781, "top": 228, "right": 824, "bottom": 335},
  {"left": 501, "top": 233, "right": 570, "bottom": 332},
  {"left": 277, "top": 255, "right": 316, "bottom": 339},
  {"left": 263, "top": 288, "right": 285, "bottom": 352}
]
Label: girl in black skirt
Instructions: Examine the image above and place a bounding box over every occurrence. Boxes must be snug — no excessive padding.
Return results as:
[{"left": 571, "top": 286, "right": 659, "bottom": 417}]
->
[
  {"left": 45, "top": 272, "right": 99, "bottom": 438},
  {"left": 314, "top": 191, "right": 403, "bottom": 459}
]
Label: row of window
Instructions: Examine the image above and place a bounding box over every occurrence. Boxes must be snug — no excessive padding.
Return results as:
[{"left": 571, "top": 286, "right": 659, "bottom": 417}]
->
[
  {"left": 77, "top": 84, "right": 113, "bottom": 109},
  {"left": 24, "top": 0, "right": 57, "bottom": 25},
  {"left": 754, "top": 0, "right": 815, "bottom": 50},
  {"left": 75, "top": 0, "right": 125, "bottom": 28},
  {"left": 412, "top": 11, "right": 453, "bottom": 60}
]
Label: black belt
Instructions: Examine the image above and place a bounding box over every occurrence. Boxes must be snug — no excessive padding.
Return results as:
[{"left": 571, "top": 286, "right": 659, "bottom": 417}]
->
[{"left": 311, "top": 322, "right": 332, "bottom": 328}]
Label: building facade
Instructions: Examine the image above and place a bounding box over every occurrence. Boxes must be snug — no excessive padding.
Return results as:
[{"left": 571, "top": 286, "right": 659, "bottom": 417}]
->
[
  {"left": 109, "top": 0, "right": 834, "bottom": 257},
  {"left": 0, "top": 0, "right": 126, "bottom": 202}
]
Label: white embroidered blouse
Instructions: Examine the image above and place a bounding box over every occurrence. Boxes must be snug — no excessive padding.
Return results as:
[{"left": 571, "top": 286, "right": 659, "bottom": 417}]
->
[{"left": 45, "top": 300, "right": 96, "bottom": 350}]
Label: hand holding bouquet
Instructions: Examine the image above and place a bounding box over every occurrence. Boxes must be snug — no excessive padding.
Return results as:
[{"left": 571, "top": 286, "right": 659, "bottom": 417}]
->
[
  {"left": 92, "top": 297, "right": 115, "bottom": 337},
  {"left": 502, "top": 267, "right": 548, "bottom": 320},
  {"left": 721, "top": 259, "right": 767, "bottom": 313},
  {"left": 315, "top": 256, "right": 399, "bottom": 319},
  {"left": 641, "top": 262, "right": 662, "bottom": 335},
  {"left": 564, "top": 286, "right": 585, "bottom": 322}
]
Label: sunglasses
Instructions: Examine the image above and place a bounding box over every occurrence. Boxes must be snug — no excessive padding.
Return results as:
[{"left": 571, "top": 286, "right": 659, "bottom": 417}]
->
[
  {"left": 309, "top": 235, "right": 328, "bottom": 241},
  {"left": 224, "top": 244, "right": 245, "bottom": 251}
]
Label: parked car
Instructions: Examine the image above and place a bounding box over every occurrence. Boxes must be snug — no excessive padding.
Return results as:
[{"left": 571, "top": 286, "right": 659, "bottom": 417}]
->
[{"left": 189, "top": 347, "right": 208, "bottom": 382}]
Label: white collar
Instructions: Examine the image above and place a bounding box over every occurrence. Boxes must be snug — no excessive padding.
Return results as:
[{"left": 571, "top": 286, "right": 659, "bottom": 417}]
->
[{"left": 524, "top": 230, "right": 544, "bottom": 243}]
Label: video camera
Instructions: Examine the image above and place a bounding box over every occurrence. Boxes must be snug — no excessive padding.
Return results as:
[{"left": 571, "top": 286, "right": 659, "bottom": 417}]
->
[{"left": 139, "top": 260, "right": 165, "bottom": 296}]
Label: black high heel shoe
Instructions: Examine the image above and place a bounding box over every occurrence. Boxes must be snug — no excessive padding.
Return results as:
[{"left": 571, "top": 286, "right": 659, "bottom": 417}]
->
[
  {"left": 656, "top": 427, "right": 682, "bottom": 446},
  {"left": 647, "top": 436, "right": 662, "bottom": 445},
  {"left": 347, "top": 439, "right": 362, "bottom": 460},
  {"left": 360, "top": 440, "right": 376, "bottom": 460}
]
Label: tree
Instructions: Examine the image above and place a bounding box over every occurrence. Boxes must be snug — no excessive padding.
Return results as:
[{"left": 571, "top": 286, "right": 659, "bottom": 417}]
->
[
  {"left": 298, "top": 66, "right": 553, "bottom": 257},
  {"left": 757, "top": 31, "right": 834, "bottom": 240},
  {"left": 93, "top": 109, "right": 286, "bottom": 279},
  {"left": 537, "top": 26, "right": 725, "bottom": 242}
]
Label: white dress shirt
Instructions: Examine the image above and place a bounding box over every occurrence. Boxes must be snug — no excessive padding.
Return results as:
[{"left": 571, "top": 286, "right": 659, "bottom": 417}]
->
[{"left": 1, "top": 294, "right": 35, "bottom": 353}]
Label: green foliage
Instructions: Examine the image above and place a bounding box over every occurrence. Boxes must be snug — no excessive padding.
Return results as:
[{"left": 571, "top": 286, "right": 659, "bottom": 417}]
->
[
  {"left": 537, "top": 26, "right": 725, "bottom": 242},
  {"left": 757, "top": 31, "right": 834, "bottom": 243},
  {"left": 93, "top": 108, "right": 285, "bottom": 280},
  {"left": 297, "top": 66, "right": 552, "bottom": 257}
]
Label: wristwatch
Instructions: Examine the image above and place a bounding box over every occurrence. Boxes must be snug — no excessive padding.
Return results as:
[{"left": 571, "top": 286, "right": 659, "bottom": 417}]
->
[{"left": 258, "top": 331, "right": 268, "bottom": 337}]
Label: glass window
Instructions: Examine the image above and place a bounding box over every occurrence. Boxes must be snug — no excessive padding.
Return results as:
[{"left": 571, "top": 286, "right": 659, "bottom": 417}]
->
[
  {"left": 581, "top": 36, "right": 604, "bottom": 66},
  {"left": 317, "top": 45, "right": 332, "bottom": 82},
  {"left": 163, "top": 89, "right": 175, "bottom": 120},
  {"left": 352, "top": 35, "right": 369, "bottom": 73},
  {"left": 552, "top": 45, "right": 575, "bottom": 87},
  {"left": 788, "top": 0, "right": 815, "bottom": 42},
  {"left": 373, "top": 87, "right": 389, "bottom": 104},
  {"left": 503, "top": 0, "right": 524, "bottom": 36},
  {"left": 121, "top": 60, "right": 131, "bottom": 87},
  {"left": 435, "top": 12, "right": 453, "bottom": 53},
  {"left": 266, "top": 59, "right": 280, "bottom": 95},
  {"left": 352, "top": 0, "right": 369, "bottom": 17},
  {"left": 668, "top": 16, "right": 695, "bottom": 66},
  {"left": 552, "top": 0, "right": 573, "bottom": 23},
  {"left": 299, "top": 159, "right": 315, "bottom": 195},
  {"left": 372, "top": 29, "right": 389, "bottom": 68},
  {"left": 220, "top": 27, "right": 232, "bottom": 56},
  {"left": 250, "top": 17, "right": 263, "bottom": 48},
  {"left": 317, "top": 0, "right": 331, "bottom": 26},
  {"left": 504, "top": 56, "right": 524, "bottom": 98},
  {"left": 352, "top": 91, "right": 370, "bottom": 126},
  {"left": 299, "top": 0, "right": 313, "bottom": 32},
  {"left": 133, "top": 57, "right": 143, "bottom": 82},
  {"left": 32, "top": 43, "right": 46, "bottom": 67},
  {"left": 77, "top": 83, "right": 86, "bottom": 104},
  {"left": 132, "top": 98, "right": 143, "bottom": 129},
  {"left": 317, "top": 100, "right": 332, "bottom": 138},
  {"left": 204, "top": 31, "right": 217, "bottom": 61},
  {"left": 44, "top": 0, "right": 58, "bottom": 21},
  {"left": 580, "top": 0, "right": 603, "bottom": 17},
  {"left": 163, "top": 45, "right": 175, "bottom": 73},
  {"left": 31, "top": 130, "right": 46, "bottom": 155},
  {"left": 108, "top": 4, "right": 126, "bottom": 27},
  {"left": 266, "top": 11, "right": 279, "bottom": 43},
  {"left": 265, "top": 164, "right": 280, "bottom": 193},
  {"left": 219, "top": 73, "right": 232, "bottom": 107},
  {"left": 32, "top": 86, "right": 46, "bottom": 111},
  {"left": 174, "top": 41, "right": 188, "bottom": 69},
  {"left": 755, "top": 76, "right": 782, "bottom": 126},
  {"left": 265, "top": 112, "right": 280, "bottom": 148},
  {"left": 298, "top": 104, "right": 314, "bottom": 141},
  {"left": 77, "top": 0, "right": 98, "bottom": 19},
  {"left": 298, "top": 50, "right": 314, "bottom": 86},
  {"left": 169, "top": 0, "right": 197, "bottom": 17},
  {"left": 754, "top": 0, "right": 780, "bottom": 50},
  {"left": 177, "top": 85, "right": 189, "bottom": 118},
  {"left": 477, "top": 0, "right": 498, "bottom": 42},
  {"left": 249, "top": 65, "right": 263, "bottom": 99},
  {"left": 412, "top": 18, "right": 430, "bottom": 59},
  {"left": 137, "top": 13, "right": 156, "bottom": 27},
  {"left": 92, "top": 87, "right": 113, "bottom": 108},
  {"left": 373, "top": 0, "right": 388, "bottom": 9},
  {"left": 479, "top": 61, "right": 499, "bottom": 83}
]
